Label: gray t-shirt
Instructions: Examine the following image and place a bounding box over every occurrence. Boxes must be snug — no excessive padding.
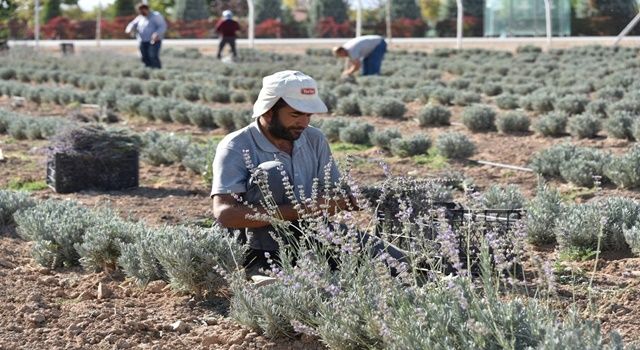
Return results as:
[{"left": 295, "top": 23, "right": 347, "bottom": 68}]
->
[
  {"left": 211, "top": 121, "right": 340, "bottom": 250},
  {"left": 343, "top": 35, "right": 384, "bottom": 61}
]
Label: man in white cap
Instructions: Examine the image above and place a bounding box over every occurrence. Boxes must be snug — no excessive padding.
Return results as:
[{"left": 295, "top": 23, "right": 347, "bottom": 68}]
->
[
  {"left": 215, "top": 10, "right": 240, "bottom": 60},
  {"left": 211, "top": 71, "right": 405, "bottom": 278},
  {"left": 333, "top": 35, "right": 387, "bottom": 77}
]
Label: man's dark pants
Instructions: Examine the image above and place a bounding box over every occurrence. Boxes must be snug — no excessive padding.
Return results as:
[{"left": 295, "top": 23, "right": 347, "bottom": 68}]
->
[
  {"left": 139, "top": 41, "right": 162, "bottom": 69},
  {"left": 362, "top": 40, "right": 387, "bottom": 76},
  {"left": 217, "top": 37, "right": 237, "bottom": 59}
]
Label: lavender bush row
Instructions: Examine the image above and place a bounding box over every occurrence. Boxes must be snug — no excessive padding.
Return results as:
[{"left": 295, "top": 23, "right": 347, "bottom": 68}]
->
[{"left": 12, "top": 195, "right": 245, "bottom": 297}]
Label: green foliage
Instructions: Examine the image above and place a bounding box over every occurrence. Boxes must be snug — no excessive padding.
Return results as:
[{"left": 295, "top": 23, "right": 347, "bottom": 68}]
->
[
  {"left": 42, "top": 0, "right": 61, "bottom": 23},
  {"left": 568, "top": 113, "right": 601, "bottom": 139},
  {"left": 255, "top": 0, "right": 282, "bottom": 23},
  {"left": 417, "top": 104, "right": 451, "bottom": 127},
  {"left": 526, "top": 183, "right": 562, "bottom": 245},
  {"left": 336, "top": 96, "right": 361, "bottom": 116},
  {"left": 605, "top": 111, "right": 633, "bottom": 140},
  {"left": 14, "top": 200, "right": 92, "bottom": 268},
  {"left": 555, "top": 204, "right": 602, "bottom": 252},
  {"left": 308, "top": 0, "right": 349, "bottom": 35},
  {"left": 371, "top": 128, "right": 402, "bottom": 151},
  {"left": 0, "top": 190, "right": 35, "bottom": 227},
  {"left": 141, "top": 131, "right": 191, "bottom": 165},
  {"left": 530, "top": 143, "right": 577, "bottom": 178},
  {"left": 369, "top": 98, "right": 407, "bottom": 119},
  {"left": 461, "top": 105, "right": 496, "bottom": 132},
  {"left": 533, "top": 111, "right": 567, "bottom": 137},
  {"left": 319, "top": 118, "right": 348, "bottom": 142},
  {"left": 390, "top": 134, "right": 431, "bottom": 158},
  {"left": 555, "top": 95, "right": 589, "bottom": 115},
  {"left": 74, "top": 211, "right": 137, "bottom": 272},
  {"left": 605, "top": 145, "right": 640, "bottom": 189},
  {"left": 558, "top": 148, "right": 609, "bottom": 188},
  {"left": 113, "top": 0, "right": 136, "bottom": 17},
  {"left": 339, "top": 122, "right": 374, "bottom": 145},
  {"left": 435, "top": 131, "right": 475, "bottom": 159},
  {"left": 391, "top": 0, "right": 421, "bottom": 19},
  {"left": 482, "top": 184, "right": 525, "bottom": 210},
  {"left": 182, "top": 140, "right": 217, "bottom": 184},
  {"left": 496, "top": 111, "right": 530, "bottom": 134},
  {"left": 152, "top": 225, "right": 245, "bottom": 297},
  {"left": 173, "top": 0, "right": 209, "bottom": 20},
  {"left": 623, "top": 225, "right": 640, "bottom": 256}
]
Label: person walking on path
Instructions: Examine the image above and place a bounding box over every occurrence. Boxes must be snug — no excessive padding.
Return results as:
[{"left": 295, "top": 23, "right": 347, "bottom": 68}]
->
[
  {"left": 125, "top": 3, "right": 167, "bottom": 69},
  {"left": 332, "top": 35, "right": 387, "bottom": 77},
  {"left": 210, "top": 70, "right": 406, "bottom": 280},
  {"left": 215, "top": 10, "right": 241, "bottom": 60}
]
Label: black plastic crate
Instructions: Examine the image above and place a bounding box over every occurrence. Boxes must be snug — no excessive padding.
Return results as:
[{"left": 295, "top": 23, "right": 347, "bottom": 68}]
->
[{"left": 46, "top": 151, "right": 139, "bottom": 193}]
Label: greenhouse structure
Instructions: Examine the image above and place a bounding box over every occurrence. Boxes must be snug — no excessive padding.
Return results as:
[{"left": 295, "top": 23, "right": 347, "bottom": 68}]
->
[{"left": 484, "top": 0, "right": 571, "bottom": 37}]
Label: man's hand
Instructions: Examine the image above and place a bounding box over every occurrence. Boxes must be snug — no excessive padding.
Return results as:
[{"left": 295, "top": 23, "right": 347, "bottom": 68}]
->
[{"left": 151, "top": 32, "right": 159, "bottom": 44}]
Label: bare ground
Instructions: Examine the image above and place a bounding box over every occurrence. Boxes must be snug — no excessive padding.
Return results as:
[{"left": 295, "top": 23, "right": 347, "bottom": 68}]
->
[{"left": 1, "top": 96, "right": 640, "bottom": 348}]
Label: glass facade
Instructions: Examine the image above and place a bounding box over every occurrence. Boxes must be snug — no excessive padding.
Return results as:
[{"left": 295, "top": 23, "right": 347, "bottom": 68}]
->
[{"left": 484, "top": 0, "right": 571, "bottom": 37}]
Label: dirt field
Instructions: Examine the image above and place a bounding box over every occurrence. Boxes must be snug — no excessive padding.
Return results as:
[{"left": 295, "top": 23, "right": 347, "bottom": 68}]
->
[{"left": 1, "top": 90, "right": 640, "bottom": 349}]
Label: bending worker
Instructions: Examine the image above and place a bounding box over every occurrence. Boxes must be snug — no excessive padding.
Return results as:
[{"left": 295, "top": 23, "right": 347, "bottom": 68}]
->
[
  {"left": 210, "top": 70, "right": 405, "bottom": 277},
  {"left": 332, "top": 35, "right": 387, "bottom": 77}
]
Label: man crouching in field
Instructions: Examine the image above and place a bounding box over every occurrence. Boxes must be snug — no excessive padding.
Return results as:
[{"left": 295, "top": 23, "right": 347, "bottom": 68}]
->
[{"left": 210, "top": 71, "right": 405, "bottom": 280}]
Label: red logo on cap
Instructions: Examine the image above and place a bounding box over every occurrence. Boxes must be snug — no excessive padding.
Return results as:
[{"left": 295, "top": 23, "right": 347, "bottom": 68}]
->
[{"left": 301, "top": 88, "right": 316, "bottom": 95}]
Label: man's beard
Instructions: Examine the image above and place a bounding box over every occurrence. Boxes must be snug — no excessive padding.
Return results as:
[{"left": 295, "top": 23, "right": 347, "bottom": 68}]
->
[{"left": 268, "top": 113, "right": 305, "bottom": 141}]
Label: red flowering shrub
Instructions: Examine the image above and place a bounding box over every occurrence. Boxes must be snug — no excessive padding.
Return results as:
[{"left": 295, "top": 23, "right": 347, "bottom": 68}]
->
[
  {"left": 315, "top": 17, "right": 353, "bottom": 38},
  {"left": 255, "top": 19, "right": 282, "bottom": 38}
]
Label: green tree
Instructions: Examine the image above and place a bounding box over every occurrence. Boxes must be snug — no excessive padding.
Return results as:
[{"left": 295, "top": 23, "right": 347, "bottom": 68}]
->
[
  {"left": 308, "top": 0, "right": 348, "bottom": 36},
  {"left": 174, "top": 0, "right": 210, "bottom": 20},
  {"left": 255, "top": 0, "right": 281, "bottom": 23},
  {"left": 42, "top": 0, "right": 61, "bottom": 23},
  {"left": 113, "top": 0, "right": 136, "bottom": 17},
  {"left": 392, "top": 0, "right": 421, "bottom": 20},
  {"left": 590, "top": 0, "right": 637, "bottom": 18},
  {"left": 0, "top": 0, "right": 16, "bottom": 19}
]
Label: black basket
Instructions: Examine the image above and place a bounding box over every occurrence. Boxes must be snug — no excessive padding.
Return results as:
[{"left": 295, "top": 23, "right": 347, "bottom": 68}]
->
[
  {"left": 375, "top": 202, "right": 525, "bottom": 276},
  {"left": 46, "top": 151, "right": 139, "bottom": 193}
]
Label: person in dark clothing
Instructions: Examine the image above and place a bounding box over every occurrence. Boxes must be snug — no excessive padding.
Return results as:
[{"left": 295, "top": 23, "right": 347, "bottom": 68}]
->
[{"left": 215, "top": 10, "right": 240, "bottom": 60}]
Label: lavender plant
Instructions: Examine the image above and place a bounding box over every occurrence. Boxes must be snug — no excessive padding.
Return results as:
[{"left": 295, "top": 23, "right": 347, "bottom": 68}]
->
[
  {"left": 496, "top": 111, "right": 530, "bottom": 134},
  {"left": 605, "top": 111, "right": 634, "bottom": 140},
  {"left": 339, "top": 122, "right": 374, "bottom": 145},
  {"left": 152, "top": 225, "right": 245, "bottom": 297},
  {"left": 481, "top": 185, "right": 525, "bottom": 210},
  {"left": 568, "top": 113, "right": 602, "bottom": 139},
  {"left": 74, "top": 210, "right": 137, "bottom": 272},
  {"left": 389, "top": 134, "right": 431, "bottom": 158},
  {"left": 417, "top": 105, "right": 451, "bottom": 127},
  {"left": 370, "top": 128, "right": 402, "bottom": 151},
  {"left": 0, "top": 190, "right": 36, "bottom": 227},
  {"left": 533, "top": 111, "right": 568, "bottom": 137},
  {"left": 606, "top": 145, "right": 640, "bottom": 189},
  {"left": 461, "top": 105, "right": 496, "bottom": 132},
  {"left": 435, "top": 132, "right": 475, "bottom": 159},
  {"left": 14, "top": 200, "right": 92, "bottom": 268},
  {"left": 526, "top": 183, "right": 562, "bottom": 245},
  {"left": 623, "top": 226, "right": 640, "bottom": 256}
]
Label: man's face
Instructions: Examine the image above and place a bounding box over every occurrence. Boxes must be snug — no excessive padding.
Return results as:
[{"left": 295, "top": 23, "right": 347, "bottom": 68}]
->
[
  {"left": 138, "top": 7, "right": 150, "bottom": 16},
  {"left": 267, "top": 105, "right": 311, "bottom": 141},
  {"left": 334, "top": 48, "right": 348, "bottom": 58}
]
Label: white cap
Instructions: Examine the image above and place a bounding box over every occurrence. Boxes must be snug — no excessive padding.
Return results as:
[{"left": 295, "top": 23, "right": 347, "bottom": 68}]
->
[
  {"left": 223, "top": 10, "right": 233, "bottom": 19},
  {"left": 252, "top": 70, "right": 327, "bottom": 119}
]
